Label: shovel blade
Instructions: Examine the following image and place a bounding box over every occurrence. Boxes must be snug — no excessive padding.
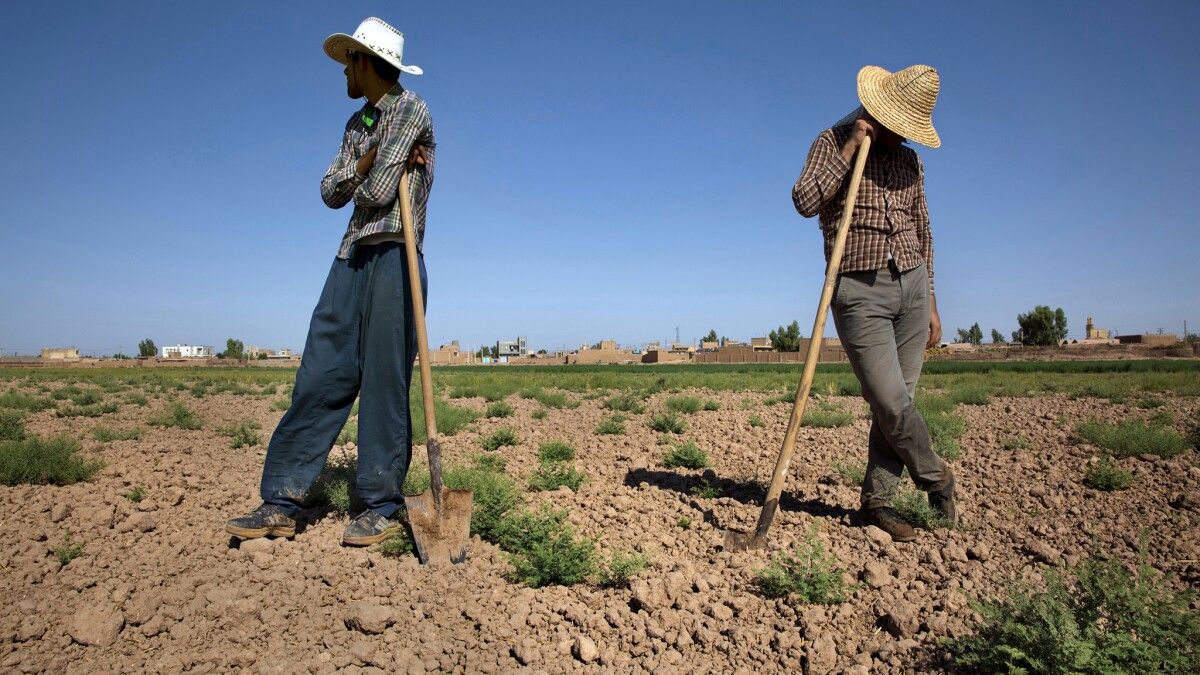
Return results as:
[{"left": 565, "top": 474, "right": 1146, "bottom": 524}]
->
[
  {"left": 722, "top": 528, "right": 764, "bottom": 552},
  {"left": 404, "top": 487, "right": 473, "bottom": 565}
]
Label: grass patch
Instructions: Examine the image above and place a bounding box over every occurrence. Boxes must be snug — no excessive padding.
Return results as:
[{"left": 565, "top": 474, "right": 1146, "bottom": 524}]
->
[
  {"left": 604, "top": 392, "right": 645, "bottom": 414},
  {"left": 832, "top": 460, "right": 865, "bottom": 486},
  {"left": 494, "top": 507, "right": 597, "bottom": 588},
  {"left": 648, "top": 411, "right": 686, "bottom": 434},
  {"left": 472, "top": 452, "right": 507, "bottom": 473},
  {"left": 0, "top": 436, "right": 104, "bottom": 486},
  {"left": 702, "top": 399, "right": 720, "bottom": 411},
  {"left": 402, "top": 463, "right": 523, "bottom": 542},
  {"left": 946, "top": 557, "right": 1200, "bottom": 673},
  {"left": 219, "top": 420, "right": 262, "bottom": 449},
  {"left": 947, "top": 384, "right": 992, "bottom": 406},
  {"left": 124, "top": 393, "right": 149, "bottom": 407},
  {"left": 480, "top": 427, "right": 519, "bottom": 451},
  {"left": 918, "top": 395, "right": 966, "bottom": 461},
  {"left": 802, "top": 406, "right": 853, "bottom": 428},
  {"left": 1084, "top": 455, "right": 1133, "bottom": 491},
  {"left": 662, "top": 440, "right": 710, "bottom": 469},
  {"left": 1076, "top": 419, "right": 1189, "bottom": 458},
  {"left": 595, "top": 413, "right": 627, "bottom": 435},
  {"left": 753, "top": 527, "right": 849, "bottom": 603},
  {"left": 893, "top": 487, "right": 952, "bottom": 529},
  {"left": 485, "top": 401, "right": 513, "bottom": 418},
  {"left": 91, "top": 426, "right": 142, "bottom": 442},
  {"left": 537, "top": 440, "right": 575, "bottom": 463},
  {"left": 531, "top": 409, "right": 547, "bottom": 420},
  {"left": 598, "top": 551, "right": 649, "bottom": 589},
  {"left": 0, "top": 390, "right": 52, "bottom": 411},
  {"left": 765, "top": 390, "right": 794, "bottom": 406},
  {"left": 410, "top": 397, "right": 482, "bottom": 441},
  {"left": 665, "top": 396, "right": 702, "bottom": 414},
  {"left": 0, "top": 408, "right": 26, "bottom": 441},
  {"left": 520, "top": 387, "right": 579, "bottom": 410},
  {"left": 376, "top": 529, "right": 415, "bottom": 558},
  {"left": 748, "top": 414, "right": 765, "bottom": 428},
  {"left": 336, "top": 418, "right": 357, "bottom": 445},
  {"left": 1136, "top": 396, "right": 1165, "bottom": 409},
  {"left": 1002, "top": 435, "right": 1029, "bottom": 451},
  {"left": 676, "top": 516, "right": 692, "bottom": 529},
  {"left": 529, "top": 463, "right": 585, "bottom": 492},
  {"left": 54, "top": 533, "right": 85, "bottom": 567},
  {"left": 688, "top": 479, "right": 723, "bottom": 498},
  {"left": 56, "top": 402, "right": 119, "bottom": 418},
  {"left": 307, "top": 455, "right": 360, "bottom": 514},
  {"left": 149, "top": 401, "right": 203, "bottom": 430},
  {"left": 124, "top": 485, "right": 146, "bottom": 502},
  {"left": 270, "top": 397, "right": 290, "bottom": 411}
]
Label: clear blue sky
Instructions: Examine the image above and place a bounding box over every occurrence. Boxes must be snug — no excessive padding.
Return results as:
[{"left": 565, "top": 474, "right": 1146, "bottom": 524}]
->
[{"left": 1, "top": 1, "right": 1197, "bottom": 356}]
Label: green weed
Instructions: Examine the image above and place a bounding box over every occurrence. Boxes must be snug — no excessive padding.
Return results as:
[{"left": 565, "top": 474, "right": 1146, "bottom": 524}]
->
[
  {"left": 688, "top": 479, "right": 723, "bottom": 498},
  {"left": 480, "top": 427, "right": 519, "bottom": 451},
  {"left": 702, "top": 399, "right": 720, "bottom": 411},
  {"left": 676, "top": 516, "right": 692, "bottom": 529},
  {"left": 1084, "top": 455, "right": 1133, "bottom": 491},
  {"left": 219, "top": 420, "right": 262, "bottom": 449},
  {"left": 598, "top": 551, "right": 649, "bottom": 589},
  {"left": 0, "top": 390, "right": 52, "bottom": 411},
  {"left": 662, "top": 441, "right": 710, "bottom": 469},
  {"left": 893, "top": 487, "right": 952, "bottom": 529},
  {"left": 56, "top": 402, "right": 119, "bottom": 418},
  {"left": 832, "top": 460, "right": 865, "bottom": 486},
  {"left": 595, "top": 414, "right": 627, "bottom": 435},
  {"left": 802, "top": 406, "right": 853, "bottom": 428},
  {"left": 604, "top": 392, "right": 645, "bottom": 414},
  {"left": 124, "top": 485, "right": 146, "bottom": 502},
  {"left": 0, "top": 436, "right": 104, "bottom": 485},
  {"left": 537, "top": 440, "right": 575, "bottom": 463},
  {"left": 54, "top": 533, "right": 85, "bottom": 567},
  {"left": 0, "top": 408, "right": 25, "bottom": 441},
  {"left": 485, "top": 401, "right": 514, "bottom": 418},
  {"left": 91, "top": 426, "right": 142, "bottom": 442},
  {"left": 493, "top": 507, "right": 597, "bottom": 588},
  {"left": 529, "top": 464, "right": 585, "bottom": 492},
  {"left": 531, "top": 409, "right": 547, "bottom": 420},
  {"left": 149, "top": 401, "right": 203, "bottom": 430},
  {"left": 748, "top": 414, "right": 765, "bottom": 428},
  {"left": 1002, "top": 435, "right": 1030, "bottom": 451},
  {"left": 753, "top": 528, "right": 848, "bottom": 603},
  {"left": 666, "top": 396, "right": 702, "bottom": 414},
  {"left": 1077, "top": 419, "right": 1189, "bottom": 458},
  {"left": 648, "top": 411, "right": 686, "bottom": 434}
]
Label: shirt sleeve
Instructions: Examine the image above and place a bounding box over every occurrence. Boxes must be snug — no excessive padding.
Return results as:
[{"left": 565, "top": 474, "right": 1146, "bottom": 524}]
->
[
  {"left": 912, "top": 154, "right": 934, "bottom": 293},
  {"left": 354, "top": 98, "right": 430, "bottom": 208},
  {"left": 320, "top": 119, "right": 367, "bottom": 209},
  {"left": 792, "top": 129, "right": 852, "bottom": 218}
]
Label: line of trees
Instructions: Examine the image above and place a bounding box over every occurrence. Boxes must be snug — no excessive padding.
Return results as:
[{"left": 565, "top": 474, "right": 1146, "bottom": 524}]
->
[{"left": 953, "top": 305, "right": 1070, "bottom": 348}]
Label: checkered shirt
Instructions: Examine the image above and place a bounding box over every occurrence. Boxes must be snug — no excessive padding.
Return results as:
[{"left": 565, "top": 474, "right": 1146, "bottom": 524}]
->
[
  {"left": 792, "top": 124, "right": 934, "bottom": 292},
  {"left": 320, "top": 84, "right": 436, "bottom": 259}
]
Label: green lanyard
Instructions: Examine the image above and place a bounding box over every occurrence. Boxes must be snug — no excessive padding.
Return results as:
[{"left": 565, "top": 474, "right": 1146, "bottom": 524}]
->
[{"left": 361, "top": 106, "right": 378, "bottom": 129}]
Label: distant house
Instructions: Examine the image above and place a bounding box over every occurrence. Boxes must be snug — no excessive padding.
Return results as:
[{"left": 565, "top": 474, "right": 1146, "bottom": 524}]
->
[
  {"left": 40, "top": 347, "right": 80, "bottom": 360},
  {"left": 162, "top": 344, "right": 213, "bottom": 358},
  {"left": 496, "top": 336, "right": 528, "bottom": 358}
]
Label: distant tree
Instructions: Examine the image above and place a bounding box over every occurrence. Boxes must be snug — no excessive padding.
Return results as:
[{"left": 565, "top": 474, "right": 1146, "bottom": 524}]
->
[
  {"left": 719, "top": 335, "right": 728, "bottom": 346},
  {"left": 257, "top": 352, "right": 268, "bottom": 360},
  {"left": 589, "top": 341, "right": 602, "bottom": 350},
  {"left": 956, "top": 328, "right": 971, "bottom": 343},
  {"left": 138, "top": 338, "right": 157, "bottom": 358},
  {"left": 969, "top": 323, "right": 983, "bottom": 345},
  {"left": 112, "top": 353, "right": 130, "bottom": 360},
  {"left": 224, "top": 338, "right": 245, "bottom": 361},
  {"left": 1186, "top": 332, "right": 1199, "bottom": 344},
  {"left": 991, "top": 328, "right": 1005, "bottom": 344},
  {"left": 1012, "top": 329, "right": 1022, "bottom": 343},
  {"left": 701, "top": 329, "right": 718, "bottom": 344},
  {"left": 769, "top": 321, "right": 803, "bottom": 352},
  {"left": 1015, "top": 306, "right": 1069, "bottom": 346},
  {"left": 537, "top": 349, "right": 548, "bottom": 355}
]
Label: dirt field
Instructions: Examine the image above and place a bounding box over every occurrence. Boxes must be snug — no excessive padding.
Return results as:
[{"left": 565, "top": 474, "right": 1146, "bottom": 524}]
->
[{"left": 2, "top": 364, "right": 1198, "bottom": 673}]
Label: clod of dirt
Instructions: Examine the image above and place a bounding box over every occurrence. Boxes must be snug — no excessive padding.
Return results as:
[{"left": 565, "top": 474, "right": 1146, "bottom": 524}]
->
[
  {"left": 68, "top": 603, "right": 124, "bottom": 646},
  {"left": 863, "top": 525, "right": 891, "bottom": 546},
  {"left": 880, "top": 605, "right": 920, "bottom": 638},
  {"left": 806, "top": 632, "right": 839, "bottom": 674},
  {"left": 1023, "top": 540, "right": 1062, "bottom": 564},
  {"left": 572, "top": 634, "right": 599, "bottom": 662},
  {"left": 862, "top": 561, "right": 893, "bottom": 588},
  {"left": 344, "top": 601, "right": 393, "bottom": 634}
]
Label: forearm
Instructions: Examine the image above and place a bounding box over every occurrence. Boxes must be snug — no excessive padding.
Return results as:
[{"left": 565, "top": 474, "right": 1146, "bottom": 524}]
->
[
  {"left": 354, "top": 105, "right": 426, "bottom": 208},
  {"left": 793, "top": 133, "right": 852, "bottom": 217},
  {"left": 320, "top": 162, "right": 366, "bottom": 209}
]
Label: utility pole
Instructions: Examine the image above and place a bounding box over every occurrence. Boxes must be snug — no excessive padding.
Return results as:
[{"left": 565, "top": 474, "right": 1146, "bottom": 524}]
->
[{"left": 675, "top": 326, "right": 679, "bottom": 344}]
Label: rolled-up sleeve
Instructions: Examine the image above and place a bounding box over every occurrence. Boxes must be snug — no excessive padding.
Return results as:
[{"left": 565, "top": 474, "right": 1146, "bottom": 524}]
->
[
  {"left": 793, "top": 130, "right": 851, "bottom": 218},
  {"left": 353, "top": 99, "right": 430, "bottom": 208},
  {"left": 912, "top": 156, "right": 934, "bottom": 293},
  {"left": 320, "top": 121, "right": 367, "bottom": 209}
]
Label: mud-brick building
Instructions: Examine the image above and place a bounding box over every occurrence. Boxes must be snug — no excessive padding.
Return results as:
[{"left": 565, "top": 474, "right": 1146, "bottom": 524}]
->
[
  {"left": 1117, "top": 333, "right": 1179, "bottom": 347},
  {"left": 40, "top": 347, "right": 80, "bottom": 360}
]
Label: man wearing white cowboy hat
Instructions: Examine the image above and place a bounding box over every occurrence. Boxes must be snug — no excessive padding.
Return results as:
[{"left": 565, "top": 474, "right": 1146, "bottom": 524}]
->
[
  {"left": 227, "top": 17, "right": 435, "bottom": 546},
  {"left": 793, "top": 64, "right": 956, "bottom": 542}
]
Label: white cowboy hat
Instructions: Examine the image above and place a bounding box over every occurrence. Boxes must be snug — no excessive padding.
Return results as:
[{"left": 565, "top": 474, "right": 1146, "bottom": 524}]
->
[
  {"left": 323, "top": 17, "right": 423, "bottom": 76},
  {"left": 856, "top": 64, "right": 941, "bottom": 148}
]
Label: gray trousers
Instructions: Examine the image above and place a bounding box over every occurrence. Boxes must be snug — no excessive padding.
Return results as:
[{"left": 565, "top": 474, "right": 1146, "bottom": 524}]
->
[{"left": 831, "top": 262, "right": 949, "bottom": 509}]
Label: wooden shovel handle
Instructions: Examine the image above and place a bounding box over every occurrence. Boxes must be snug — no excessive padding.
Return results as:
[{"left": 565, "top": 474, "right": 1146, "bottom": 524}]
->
[
  {"left": 751, "top": 135, "right": 872, "bottom": 538},
  {"left": 397, "top": 169, "right": 442, "bottom": 495}
]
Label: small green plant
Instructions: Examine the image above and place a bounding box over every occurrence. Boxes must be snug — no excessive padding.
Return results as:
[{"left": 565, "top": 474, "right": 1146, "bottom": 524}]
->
[
  {"left": 1076, "top": 419, "right": 1188, "bottom": 458},
  {"left": 676, "top": 516, "right": 692, "bottom": 529},
  {"left": 270, "top": 397, "right": 290, "bottom": 411},
  {"left": 765, "top": 390, "right": 794, "bottom": 406},
  {"left": 832, "top": 460, "right": 866, "bottom": 486},
  {"left": 0, "top": 408, "right": 26, "bottom": 441},
  {"left": 1002, "top": 435, "right": 1030, "bottom": 450},
  {"left": 54, "top": 533, "right": 85, "bottom": 567},
  {"left": 604, "top": 392, "right": 645, "bottom": 414},
  {"left": 124, "top": 393, "right": 149, "bottom": 407},
  {"left": 531, "top": 409, "right": 547, "bottom": 420},
  {"left": 485, "top": 401, "right": 514, "bottom": 418},
  {"left": 688, "top": 479, "right": 723, "bottom": 499},
  {"left": 124, "top": 485, "right": 146, "bottom": 502},
  {"left": 946, "top": 557, "right": 1200, "bottom": 673},
  {"left": 376, "top": 529, "right": 415, "bottom": 558},
  {"left": 0, "top": 436, "right": 104, "bottom": 486},
  {"left": 472, "top": 453, "right": 507, "bottom": 473},
  {"left": 50, "top": 385, "right": 83, "bottom": 401},
  {"left": 1084, "top": 455, "right": 1133, "bottom": 491},
  {"left": 748, "top": 414, "right": 765, "bottom": 428},
  {"left": 0, "top": 390, "right": 52, "bottom": 411},
  {"left": 520, "top": 387, "right": 579, "bottom": 410},
  {"left": 662, "top": 441, "right": 710, "bottom": 469},
  {"left": 149, "top": 401, "right": 203, "bottom": 430},
  {"left": 56, "top": 402, "right": 120, "bottom": 418},
  {"left": 1148, "top": 410, "right": 1175, "bottom": 427},
  {"left": 648, "top": 411, "right": 686, "bottom": 434},
  {"left": 1136, "top": 396, "right": 1165, "bottom": 409},
  {"left": 529, "top": 463, "right": 585, "bottom": 492},
  {"left": 753, "top": 528, "right": 848, "bottom": 603},
  {"left": 537, "top": 440, "right": 575, "bottom": 463},
  {"left": 703, "top": 399, "right": 720, "bottom": 411},
  {"left": 802, "top": 407, "right": 853, "bottom": 428},
  {"left": 408, "top": 465, "right": 522, "bottom": 541},
  {"left": 598, "top": 551, "right": 649, "bottom": 588},
  {"left": 307, "top": 456, "right": 360, "bottom": 514},
  {"left": 480, "top": 427, "right": 519, "bottom": 451},
  {"left": 219, "top": 420, "right": 262, "bottom": 448},
  {"left": 336, "top": 418, "right": 357, "bottom": 445},
  {"left": 893, "top": 487, "right": 951, "bottom": 529},
  {"left": 493, "top": 507, "right": 597, "bottom": 588},
  {"left": 665, "top": 396, "right": 702, "bottom": 414},
  {"left": 595, "top": 414, "right": 627, "bottom": 435},
  {"left": 948, "top": 384, "right": 992, "bottom": 406}
]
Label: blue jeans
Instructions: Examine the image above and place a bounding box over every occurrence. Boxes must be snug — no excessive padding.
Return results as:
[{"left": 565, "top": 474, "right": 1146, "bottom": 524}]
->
[{"left": 260, "top": 242, "right": 426, "bottom": 518}]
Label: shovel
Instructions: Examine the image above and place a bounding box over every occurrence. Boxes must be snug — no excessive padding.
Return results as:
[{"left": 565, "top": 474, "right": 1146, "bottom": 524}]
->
[
  {"left": 724, "top": 135, "right": 872, "bottom": 551},
  {"left": 397, "top": 167, "right": 473, "bottom": 564}
]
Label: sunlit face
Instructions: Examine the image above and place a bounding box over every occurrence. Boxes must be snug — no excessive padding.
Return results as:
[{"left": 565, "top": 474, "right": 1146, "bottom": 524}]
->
[{"left": 344, "top": 50, "right": 366, "bottom": 99}]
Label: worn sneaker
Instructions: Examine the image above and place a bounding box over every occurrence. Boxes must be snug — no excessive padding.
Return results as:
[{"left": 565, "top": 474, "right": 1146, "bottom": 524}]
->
[
  {"left": 862, "top": 506, "right": 918, "bottom": 542},
  {"left": 928, "top": 470, "right": 957, "bottom": 526},
  {"left": 343, "top": 510, "right": 401, "bottom": 547},
  {"left": 225, "top": 503, "right": 296, "bottom": 539}
]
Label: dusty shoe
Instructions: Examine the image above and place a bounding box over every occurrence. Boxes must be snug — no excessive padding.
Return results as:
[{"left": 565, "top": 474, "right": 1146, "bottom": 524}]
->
[
  {"left": 343, "top": 510, "right": 400, "bottom": 547},
  {"left": 928, "top": 471, "right": 957, "bottom": 526},
  {"left": 225, "top": 503, "right": 296, "bottom": 539},
  {"left": 862, "top": 507, "right": 917, "bottom": 542}
]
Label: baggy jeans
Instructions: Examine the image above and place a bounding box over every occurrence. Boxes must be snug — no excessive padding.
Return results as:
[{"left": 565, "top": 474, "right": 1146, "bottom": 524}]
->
[
  {"left": 260, "top": 242, "right": 426, "bottom": 518},
  {"left": 830, "top": 262, "right": 949, "bottom": 509}
]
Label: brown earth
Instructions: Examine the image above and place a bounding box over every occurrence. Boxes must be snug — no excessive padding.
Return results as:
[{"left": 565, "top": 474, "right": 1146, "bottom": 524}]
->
[{"left": 2, "top": 386, "right": 1199, "bottom": 673}]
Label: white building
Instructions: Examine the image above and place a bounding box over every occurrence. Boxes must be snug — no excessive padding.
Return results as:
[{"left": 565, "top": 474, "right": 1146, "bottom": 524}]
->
[{"left": 162, "top": 344, "right": 213, "bottom": 358}]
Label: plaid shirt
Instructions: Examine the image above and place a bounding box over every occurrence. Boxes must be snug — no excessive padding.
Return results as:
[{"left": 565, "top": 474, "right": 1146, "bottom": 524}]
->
[
  {"left": 792, "top": 124, "right": 934, "bottom": 292},
  {"left": 321, "top": 84, "right": 435, "bottom": 259}
]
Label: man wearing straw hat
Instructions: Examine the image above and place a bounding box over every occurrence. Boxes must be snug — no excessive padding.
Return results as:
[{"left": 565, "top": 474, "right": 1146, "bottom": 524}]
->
[
  {"left": 793, "top": 65, "right": 956, "bottom": 542},
  {"left": 226, "top": 17, "right": 434, "bottom": 546}
]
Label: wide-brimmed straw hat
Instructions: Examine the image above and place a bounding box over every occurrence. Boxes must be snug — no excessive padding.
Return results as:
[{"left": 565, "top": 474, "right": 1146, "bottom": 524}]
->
[
  {"left": 856, "top": 64, "right": 940, "bottom": 148},
  {"left": 323, "top": 17, "right": 423, "bottom": 76}
]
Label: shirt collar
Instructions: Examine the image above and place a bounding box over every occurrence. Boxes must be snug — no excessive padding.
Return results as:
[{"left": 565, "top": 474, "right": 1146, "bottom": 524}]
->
[{"left": 375, "top": 83, "right": 406, "bottom": 111}]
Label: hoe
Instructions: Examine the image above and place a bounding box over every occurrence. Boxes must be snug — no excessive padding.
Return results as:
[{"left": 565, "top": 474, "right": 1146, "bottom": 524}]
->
[{"left": 724, "top": 136, "right": 872, "bottom": 551}]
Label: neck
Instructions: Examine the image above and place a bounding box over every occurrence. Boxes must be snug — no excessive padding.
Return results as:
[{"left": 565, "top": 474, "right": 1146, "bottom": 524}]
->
[{"left": 362, "top": 77, "right": 395, "bottom": 106}]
